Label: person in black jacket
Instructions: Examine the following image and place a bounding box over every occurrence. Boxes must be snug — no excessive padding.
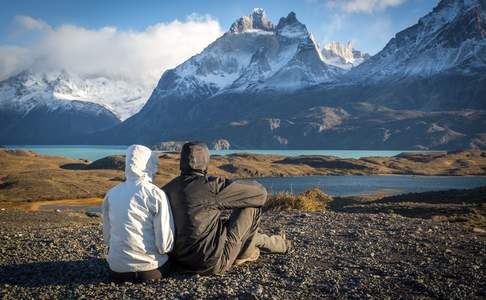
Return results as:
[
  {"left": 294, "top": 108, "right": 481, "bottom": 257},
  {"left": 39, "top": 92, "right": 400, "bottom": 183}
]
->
[{"left": 163, "top": 142, "right": 291, "bottom": 275}]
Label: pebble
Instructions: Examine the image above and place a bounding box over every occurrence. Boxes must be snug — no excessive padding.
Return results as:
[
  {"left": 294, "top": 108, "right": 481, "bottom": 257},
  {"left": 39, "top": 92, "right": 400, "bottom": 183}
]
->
[{"left": 0, "top": 210, "right": 484, "bottom": 299}]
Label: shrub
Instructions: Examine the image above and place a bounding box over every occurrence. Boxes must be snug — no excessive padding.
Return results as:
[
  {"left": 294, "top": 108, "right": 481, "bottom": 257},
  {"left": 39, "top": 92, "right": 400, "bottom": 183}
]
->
[{"left": 264, "top": 187, "right": 333, "bottom": 212}]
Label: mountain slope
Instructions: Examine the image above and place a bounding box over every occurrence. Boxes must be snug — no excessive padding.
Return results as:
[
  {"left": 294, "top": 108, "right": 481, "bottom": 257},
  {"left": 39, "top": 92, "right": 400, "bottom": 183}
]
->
[
  {"left": 0, "top": 71, "right": 121, "bottom": 144},
  {"left": 350, "top": 0, "right": 486, "bottom": 80},
  {"left": 341, "top": 0, "right": 486, "bottom": 110}
]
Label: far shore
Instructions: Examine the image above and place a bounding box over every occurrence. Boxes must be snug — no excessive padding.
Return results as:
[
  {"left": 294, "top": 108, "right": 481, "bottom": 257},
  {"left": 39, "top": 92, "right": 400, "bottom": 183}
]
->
[{"left": 1, "top": 149, "right": 486, "bottom": 203}]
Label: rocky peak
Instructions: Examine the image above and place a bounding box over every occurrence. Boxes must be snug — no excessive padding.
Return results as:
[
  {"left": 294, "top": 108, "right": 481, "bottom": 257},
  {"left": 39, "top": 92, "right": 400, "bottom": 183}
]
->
[
  {"left": 321, "top": 41, "right": 370, "bottom": 70},
  {"left": 323, "top": 42, "right": 354, "bottom": 60},
  {"left": 229, "top": 8, "right": 274, "bottom": 33},
  {"left": 276, "top": 12, "right": 309, "bottom": 38}
]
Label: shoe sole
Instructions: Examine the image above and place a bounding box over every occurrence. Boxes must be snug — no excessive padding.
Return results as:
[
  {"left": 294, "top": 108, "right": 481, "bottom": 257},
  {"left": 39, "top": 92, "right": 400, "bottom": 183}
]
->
[{"left": 234, "top": 249, "right": 260, "bottom": 266}]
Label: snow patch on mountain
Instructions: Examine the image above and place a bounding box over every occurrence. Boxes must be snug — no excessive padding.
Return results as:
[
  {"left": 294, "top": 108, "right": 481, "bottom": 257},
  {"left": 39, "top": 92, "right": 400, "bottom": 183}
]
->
[{"left": 0, "top": 70, "right": 152, "bottom": 120}]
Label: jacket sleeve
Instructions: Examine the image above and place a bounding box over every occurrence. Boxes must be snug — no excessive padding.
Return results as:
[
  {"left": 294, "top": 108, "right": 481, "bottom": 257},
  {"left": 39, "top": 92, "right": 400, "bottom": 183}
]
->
[
  {"left": 102, "top": 194, "right": 110, "bottom": 247},
  {"left": 153, "top": 189, "right": 175, "bottom": 254},
  {"left": 212, "top": 177, "right": 268, "bottom": 209}
]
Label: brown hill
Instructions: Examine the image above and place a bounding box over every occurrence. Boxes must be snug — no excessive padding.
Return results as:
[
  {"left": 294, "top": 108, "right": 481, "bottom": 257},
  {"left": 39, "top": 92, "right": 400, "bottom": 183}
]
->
[{"left": 0, "top": 149, "right": 485, "bottom": 202}]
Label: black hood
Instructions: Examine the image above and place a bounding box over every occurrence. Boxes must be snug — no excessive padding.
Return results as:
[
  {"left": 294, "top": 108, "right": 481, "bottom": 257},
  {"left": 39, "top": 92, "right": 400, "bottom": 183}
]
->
[{"left": 180, "top": 142, "right": 210, "bottom": 175}]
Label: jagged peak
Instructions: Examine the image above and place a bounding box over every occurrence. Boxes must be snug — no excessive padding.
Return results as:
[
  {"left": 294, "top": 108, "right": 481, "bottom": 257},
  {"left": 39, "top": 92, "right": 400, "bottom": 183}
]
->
[
  {"left": 276, "top": 12, "right": 308, "bottom": 38},
  {"left": 276, "top": 12, "right": 300, "bottom": 29},
  {"left": 323, "top": 41, "right": 356, "bottom": 57},
  {"left": 252, "top": 8, "right": 265, "bottom": 16},
  {"left": 418, "top": 0, "right": 484, "bottom": 30},
  {"left": 321, "top": 41, "right": 370, "bottom": 70},
  {"left": 229, "top": 8, "right": 274, "bottom": 33}
]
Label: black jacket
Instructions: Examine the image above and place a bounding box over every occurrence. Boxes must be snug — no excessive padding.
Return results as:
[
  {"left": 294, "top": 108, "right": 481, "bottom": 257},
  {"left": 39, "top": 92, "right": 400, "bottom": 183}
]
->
[{"left": 162, "top": 142, "right": 267, "bottom": 273}]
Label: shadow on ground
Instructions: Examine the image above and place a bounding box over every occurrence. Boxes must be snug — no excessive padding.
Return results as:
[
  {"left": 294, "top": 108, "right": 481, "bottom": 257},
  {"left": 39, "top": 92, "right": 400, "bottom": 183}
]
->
[
  {"left": 60, "top": 163, "right": 88, "bottom": 170},
  {"left": 327, "top": 186, "right": 486, "bottom": 229},
  {"left": 0, "top": 257, "right": 109, "bottom": 287}
]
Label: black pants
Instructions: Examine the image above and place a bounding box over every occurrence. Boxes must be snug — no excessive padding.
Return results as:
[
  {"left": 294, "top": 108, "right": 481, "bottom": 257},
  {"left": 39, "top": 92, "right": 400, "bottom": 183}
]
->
[
  {"left": 109, "top": 261, "right": 171, "bottom": 283},
  {"left": 214, "top": 208, "right": 287, "bottom": 274}
]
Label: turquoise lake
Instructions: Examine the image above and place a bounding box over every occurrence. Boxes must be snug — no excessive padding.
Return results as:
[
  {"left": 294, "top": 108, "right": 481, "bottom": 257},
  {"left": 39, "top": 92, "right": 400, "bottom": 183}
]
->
[
  {"left": 5, "top": 145, "right": 485, "bottom": 208},
  {"left": 4, "top": 145, "right": 431, "bottom": 161},
  {"left": 255, "top": 175, "right": 486, "bottom": 196},
  {"left": 58, "top": 175, "right": 486, "bottom": 213}
]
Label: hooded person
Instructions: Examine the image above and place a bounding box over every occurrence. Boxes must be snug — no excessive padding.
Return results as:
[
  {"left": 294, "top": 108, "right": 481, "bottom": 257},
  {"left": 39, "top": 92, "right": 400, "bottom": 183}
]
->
[
  {"left": 163, "top": 141, "right": 291, "bottom": 275},
  {"left": 102, "top": 144, "right": 174, "bottom": 283}
]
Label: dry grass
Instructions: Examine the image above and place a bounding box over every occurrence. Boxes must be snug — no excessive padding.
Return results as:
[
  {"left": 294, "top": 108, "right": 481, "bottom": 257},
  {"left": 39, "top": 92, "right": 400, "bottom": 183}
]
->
[
  {"left": 2, "top": 149, "right": 486, "bottom": 202},
  {"left": 264, "top": 187, "right": 333, "bottom": 212},
  {"left": 331, "top": 186, "right": 486, "bottom": 230}
]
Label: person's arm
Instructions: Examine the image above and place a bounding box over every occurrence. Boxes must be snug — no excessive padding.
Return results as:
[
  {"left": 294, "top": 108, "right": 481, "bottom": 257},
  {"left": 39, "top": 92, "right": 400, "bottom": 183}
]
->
[
  {"left": 153, "top": 189, "right": 175, "bottom": 254},
  {"left": 211, "top": 177, "right": 268, "bottom": 209},
  {"left": 102, "top": 194, "right": 110, "bottom": 251}
]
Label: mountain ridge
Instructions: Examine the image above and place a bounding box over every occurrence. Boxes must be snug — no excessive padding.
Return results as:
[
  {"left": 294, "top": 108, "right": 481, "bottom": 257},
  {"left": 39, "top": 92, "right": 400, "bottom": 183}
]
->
[
  {"left": 2, "top": 1, "right": 485, "bottom": 149},
  {"left": 92, "top": 1, "right": 485, "bottom": 149}
]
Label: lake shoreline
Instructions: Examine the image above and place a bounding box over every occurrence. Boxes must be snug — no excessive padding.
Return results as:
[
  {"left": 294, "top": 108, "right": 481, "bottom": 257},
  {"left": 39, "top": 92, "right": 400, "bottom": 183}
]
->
[{"left": 1, "top": 149, "right": 486, "bottom": 203}]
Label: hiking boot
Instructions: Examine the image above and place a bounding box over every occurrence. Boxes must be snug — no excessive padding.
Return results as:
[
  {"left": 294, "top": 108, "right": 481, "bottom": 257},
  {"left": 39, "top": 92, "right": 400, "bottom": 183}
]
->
[
  {"left": 234, "top": 248, "right": 260, "bottom": 266},
  {"left": 285, "top": 239, "right": 294, "bottom": 254},
  {"left": 280, "top": 229, "right": 293, "bottom": 254}
]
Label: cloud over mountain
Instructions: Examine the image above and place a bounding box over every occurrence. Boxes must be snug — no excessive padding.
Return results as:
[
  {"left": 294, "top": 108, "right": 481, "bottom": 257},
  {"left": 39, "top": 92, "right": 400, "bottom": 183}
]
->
[
  {"left": 0, "top": 14, "right": 223, "bottom": 86},
  {"left": 327, "top": 0, "right": 407, "bottom": 13}
]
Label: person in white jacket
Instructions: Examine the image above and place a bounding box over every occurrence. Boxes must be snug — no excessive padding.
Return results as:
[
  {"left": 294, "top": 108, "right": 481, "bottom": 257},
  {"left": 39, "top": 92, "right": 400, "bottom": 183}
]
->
[{"left": 102, "top": 144, "right": 174, "bottom": 283}]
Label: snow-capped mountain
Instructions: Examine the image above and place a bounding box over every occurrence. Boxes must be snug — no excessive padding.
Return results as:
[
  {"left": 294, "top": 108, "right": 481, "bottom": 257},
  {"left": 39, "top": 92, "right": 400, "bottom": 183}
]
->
[
  {"left": 320, "top": 41, "right": 370, "bottom": 70},
  {"left": 151, "top": 9, "right": 342, "bottom": 100},
  {"left": 0, "top": 70, "right": 151, "bottom": 121},
  {"left": 0, "top": 71, "right": 124, "bottom": 144},
  {"left": 91, "top": 9, "right": 345, "bottom": 144},
  {"left": 93, "top": 2, "right": 485, "bottom": 150},
  {"left": 349, "top": 0, "right": 486, "bottom": 81}
]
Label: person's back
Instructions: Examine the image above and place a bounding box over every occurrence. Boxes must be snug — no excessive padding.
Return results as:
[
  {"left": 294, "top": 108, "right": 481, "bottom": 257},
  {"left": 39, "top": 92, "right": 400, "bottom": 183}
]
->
[
  {"left": 164, "top": 142, "right": 291, "bottom": 275},
  {"left": 165, "top": 174, "right": 264, "bottom": 273},
  {"left": 103, "top": 145, "right": 174, "bottom": 282}
]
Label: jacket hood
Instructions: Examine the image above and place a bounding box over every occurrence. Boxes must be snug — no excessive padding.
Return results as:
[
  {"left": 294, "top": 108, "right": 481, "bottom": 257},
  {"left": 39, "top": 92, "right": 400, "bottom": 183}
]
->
[
  {"left": 180, "top": 142, "right": 209, "bottom": 175},
  {"left": 125, "top": 144, "right": 159, "bottom": 182}
]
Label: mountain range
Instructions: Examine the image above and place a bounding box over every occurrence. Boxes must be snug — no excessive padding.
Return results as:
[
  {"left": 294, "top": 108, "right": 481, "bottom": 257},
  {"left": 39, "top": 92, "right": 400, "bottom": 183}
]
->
[{"left": 1, "top": 0, "right": 485, "bottom": 149}]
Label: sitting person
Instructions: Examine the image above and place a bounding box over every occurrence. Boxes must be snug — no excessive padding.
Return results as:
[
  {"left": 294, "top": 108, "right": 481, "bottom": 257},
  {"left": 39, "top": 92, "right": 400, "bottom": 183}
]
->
[
  {"left": 102, "top": 144, "right": 174, "bottom": 283},
  {"left": 163, "top": 142, "right": 292, "bottom": 275}
]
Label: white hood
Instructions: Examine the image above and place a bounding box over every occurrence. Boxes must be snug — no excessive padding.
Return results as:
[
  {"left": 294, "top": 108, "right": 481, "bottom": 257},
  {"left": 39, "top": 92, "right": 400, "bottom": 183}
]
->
[{"left": 125, "top": 144, "right": 159, "bottom": 182}]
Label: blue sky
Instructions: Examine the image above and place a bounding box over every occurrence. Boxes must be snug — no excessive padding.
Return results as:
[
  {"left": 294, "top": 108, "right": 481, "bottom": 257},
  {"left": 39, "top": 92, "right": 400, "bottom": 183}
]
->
[{"left": 1, "top": 0, "right": 437, "bottom": 53}]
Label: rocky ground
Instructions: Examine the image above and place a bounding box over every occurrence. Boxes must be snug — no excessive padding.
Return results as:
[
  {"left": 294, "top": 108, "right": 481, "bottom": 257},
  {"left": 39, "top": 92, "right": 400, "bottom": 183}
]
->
[{"left": 0, "top": 209, "right": 484, "bottom": 299}]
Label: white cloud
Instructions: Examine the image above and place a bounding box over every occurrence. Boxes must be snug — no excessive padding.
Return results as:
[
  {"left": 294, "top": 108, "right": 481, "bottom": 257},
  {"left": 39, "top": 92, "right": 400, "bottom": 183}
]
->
[
  {"left": 321, "top": 13, "right": 347, "bottom": 43},
  {"left": 0, "top": 46, "right": 32, "bottom": 80},
  {"left": 327, "top": 0, "right": 407, "bottom": 13},
  {"left": 0, "top": 15, "right": 223, "bottom": 84},
  {"left": 13, "top": 15, "right": 52, "bottom": 32}
]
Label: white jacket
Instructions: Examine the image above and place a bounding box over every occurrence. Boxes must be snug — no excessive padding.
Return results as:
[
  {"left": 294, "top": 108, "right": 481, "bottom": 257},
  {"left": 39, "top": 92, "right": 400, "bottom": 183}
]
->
[{"left": 102, "top": 145, "right": 174, "bottom": 273}]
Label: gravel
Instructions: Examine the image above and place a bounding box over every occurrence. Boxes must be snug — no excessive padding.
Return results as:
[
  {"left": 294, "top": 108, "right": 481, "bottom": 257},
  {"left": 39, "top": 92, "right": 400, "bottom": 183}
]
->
[{"left": 0, "top": 209, "right": 485, "bottom": 299}]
